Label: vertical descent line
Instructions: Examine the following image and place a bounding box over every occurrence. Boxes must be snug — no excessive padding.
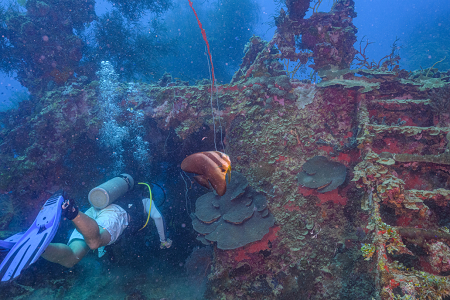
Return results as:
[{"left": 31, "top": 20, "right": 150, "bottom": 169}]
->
[
  {"left": 188, "top": 0, "right": 215, "bottom": 89},
  {"left": 188, "top": 0, "right": 221, "bottom": 151},
  {"left": 205, "top": 47, "right": 218, "bottom": 151}
]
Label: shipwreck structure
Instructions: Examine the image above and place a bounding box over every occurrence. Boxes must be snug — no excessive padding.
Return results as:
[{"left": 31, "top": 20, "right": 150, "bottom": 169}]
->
[{"left": 1, "top": 0, "right": 450, "bottom": 299}]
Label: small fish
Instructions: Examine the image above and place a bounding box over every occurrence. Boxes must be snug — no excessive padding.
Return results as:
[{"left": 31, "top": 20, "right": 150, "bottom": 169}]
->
[
  {"left": 181, "top": 151, "right": 231, "bottom": 196},
  {"left": 235, "top": 36, "right": 239, "bottom": 40}
]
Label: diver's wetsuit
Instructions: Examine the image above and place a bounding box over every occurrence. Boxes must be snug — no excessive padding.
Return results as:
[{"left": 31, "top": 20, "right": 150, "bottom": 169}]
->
[
  {"left": 117, "top": 195, "right": 167, "bottom": 241},
  {"left": 122, "top": 197, "right": 167, "bottom": 241}
]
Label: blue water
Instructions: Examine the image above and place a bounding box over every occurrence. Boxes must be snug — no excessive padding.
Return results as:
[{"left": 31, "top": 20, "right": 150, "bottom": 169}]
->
[{"left": 1, "top": 0, "right": 449, "bottom": 109}]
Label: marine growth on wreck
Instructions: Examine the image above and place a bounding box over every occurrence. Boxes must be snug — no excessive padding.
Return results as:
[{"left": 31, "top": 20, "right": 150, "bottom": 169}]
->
[{"left": 0, "top": 0, "right": 450, "bottom": 299}]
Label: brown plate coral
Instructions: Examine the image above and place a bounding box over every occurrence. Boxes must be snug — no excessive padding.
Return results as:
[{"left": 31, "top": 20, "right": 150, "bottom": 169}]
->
[
  {"left": 296, "top": 156, "right": 347, "bottom": 193},
  {"left": 192, "top": 172, "right": 275, "bottom": 250}
]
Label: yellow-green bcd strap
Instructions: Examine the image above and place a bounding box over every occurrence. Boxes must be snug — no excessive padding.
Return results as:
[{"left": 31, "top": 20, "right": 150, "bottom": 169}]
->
[{"left": 138, "top": 182, "right": 152, "bottom": 231}]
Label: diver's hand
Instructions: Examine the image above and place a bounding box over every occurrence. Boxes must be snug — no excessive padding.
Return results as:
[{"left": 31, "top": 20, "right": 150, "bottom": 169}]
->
[
  {"left": 160, "top": 238, "right": 172, "bottom": 249},
  {"left": 62, "top": 199, "right": 79, "bottom": 220}
]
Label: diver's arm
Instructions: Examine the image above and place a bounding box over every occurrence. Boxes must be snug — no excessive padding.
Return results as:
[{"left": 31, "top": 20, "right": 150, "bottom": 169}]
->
[
  {"left": 143, "top": 198, "right": 170, "bottom": 247},
  {"left": 148, "top": 203, "right": 166, "bottom": 242}
]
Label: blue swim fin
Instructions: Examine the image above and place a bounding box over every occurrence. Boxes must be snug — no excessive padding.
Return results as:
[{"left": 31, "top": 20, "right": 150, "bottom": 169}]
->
[
  {"left": 0, "top": 191, "right": 64, "bottom": 281},
  {"left": 0, "top": 232, "right": 26, "bottom": 252}
]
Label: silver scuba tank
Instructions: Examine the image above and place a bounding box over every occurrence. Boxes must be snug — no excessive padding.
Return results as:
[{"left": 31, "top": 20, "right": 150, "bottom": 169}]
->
[{"left": 88, "top": 174, "right": 134, "bottom": 209}]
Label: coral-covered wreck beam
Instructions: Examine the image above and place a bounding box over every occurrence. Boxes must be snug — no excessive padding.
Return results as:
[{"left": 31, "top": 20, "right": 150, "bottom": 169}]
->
[
  {"left": 274, "top": 0, "right": 358, "bottom": 71},
  {"left": 239, "top": 0, "right": 358, "bottom": 80},
  {"left": 397, "top": 227, "right": 450, "bottom": 247}
]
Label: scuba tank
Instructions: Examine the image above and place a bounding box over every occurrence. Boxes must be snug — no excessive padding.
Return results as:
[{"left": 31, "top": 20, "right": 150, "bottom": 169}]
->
[{"left": 88, "top": 174, "right": 134, "bottom": 209}]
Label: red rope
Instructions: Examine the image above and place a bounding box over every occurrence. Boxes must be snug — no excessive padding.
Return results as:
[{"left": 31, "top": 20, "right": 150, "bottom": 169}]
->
[{"left": 188, "top": 0, "right": 215, "bottom": 89}]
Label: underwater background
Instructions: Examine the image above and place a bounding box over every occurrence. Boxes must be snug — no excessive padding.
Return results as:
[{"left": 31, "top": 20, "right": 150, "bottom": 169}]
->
[{"left": 0, "top": 0, "right": 450, "bottom": 299}]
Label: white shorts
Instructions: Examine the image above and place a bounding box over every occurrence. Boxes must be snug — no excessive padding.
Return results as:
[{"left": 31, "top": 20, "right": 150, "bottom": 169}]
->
[{"left": 68, "top": 204, "right": 129, "bottom": 246}]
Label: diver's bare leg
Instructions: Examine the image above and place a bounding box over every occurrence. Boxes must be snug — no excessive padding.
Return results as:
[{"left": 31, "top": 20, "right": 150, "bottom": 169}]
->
[
  {"left": 42, "top": 211, "right": 111, "bottom": 267},
  {"left": 61, "top": 200, "right": 111, "bottom": 250},
  {"left": 42, "top": 240, "right": 90, "bottom": 268},
  {"left": 71, "top": 212, "right": 112, "bottom": 250}
]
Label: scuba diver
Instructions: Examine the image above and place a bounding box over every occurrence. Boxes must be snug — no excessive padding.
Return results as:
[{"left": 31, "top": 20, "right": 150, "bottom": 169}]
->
[
  {"left": 0, "top": 174, "right": 172, "bottom": 279},
  {"left": 0, "top": 151, "right": 230, "bottom": 281},
  {"left": 41, "top": 174, "right": 172, "bottom": 268}
]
